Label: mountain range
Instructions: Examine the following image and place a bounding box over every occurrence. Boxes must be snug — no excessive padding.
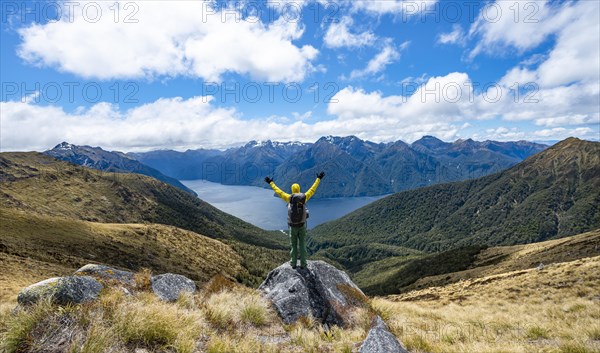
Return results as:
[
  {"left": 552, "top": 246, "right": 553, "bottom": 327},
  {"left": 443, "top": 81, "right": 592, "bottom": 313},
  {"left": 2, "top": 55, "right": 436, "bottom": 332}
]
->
[
  {"left": 2, "top": 137, "right": 599, "bottom": 297},
  {"left": 131, "top": 135, "right": 548, "bottom": 198},
  {"left": 45, "top": 142, "right": 197, "bottom": 195},
  {"left": 309, "top": 138, "right": 600, "bottom": 286}
]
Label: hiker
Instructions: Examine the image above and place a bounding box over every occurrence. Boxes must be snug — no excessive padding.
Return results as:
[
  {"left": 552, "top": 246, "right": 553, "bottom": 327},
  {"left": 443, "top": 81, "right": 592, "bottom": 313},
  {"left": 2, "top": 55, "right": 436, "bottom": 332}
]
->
[{"left": 265, "top": 172, "right": 325, "bottom": 269}]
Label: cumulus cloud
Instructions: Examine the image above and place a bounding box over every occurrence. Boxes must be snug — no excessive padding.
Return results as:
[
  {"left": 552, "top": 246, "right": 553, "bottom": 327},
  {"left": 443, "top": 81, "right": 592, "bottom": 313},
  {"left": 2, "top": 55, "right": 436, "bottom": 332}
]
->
[
  {"left": 468, "top": 0, "right": 565, "bottom": 57},
  {"left": 324, "top": 16, "right": 375, "bottom": 49},
  {"left": 351, "top": 0, "right": 438, "bottom": 16},
  {"left": 16, "top": 0, "right": 318, "bottom": 82},
  {"left": 327, "top": 71, "right": 599, "bottom": 138},
  {"left": 438, "top": 24, "right": 465, "bottom": 46},
  {"left": 465, "top": 0, "right": 600, "bottom": 129},
  {"left": 0, "top": 94, "right": 463, "bottom": 152},
  {"left": 492, "top": 1, "right": 600, "bottom": 89},
  {"left": 468, "top": 0, "right": 599, "bottom": 76},
  {"left": 482, "top": 126, "right": 596, "bottom": 142},
  {"left": 350, "top": 41, "right": 408, "bottom": 79},
  {"left": 330, "top": 72, "right": 480, "bottom": 121},
  {"left": 3, "top": 69, "right": 597, "bottom": 152}
]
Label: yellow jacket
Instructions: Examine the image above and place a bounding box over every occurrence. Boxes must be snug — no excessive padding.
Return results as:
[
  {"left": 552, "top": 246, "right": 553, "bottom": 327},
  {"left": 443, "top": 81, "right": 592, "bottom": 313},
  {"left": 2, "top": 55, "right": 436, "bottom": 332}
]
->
[{"left": 269, "top": 178, "right": 321, "bottom": 203}]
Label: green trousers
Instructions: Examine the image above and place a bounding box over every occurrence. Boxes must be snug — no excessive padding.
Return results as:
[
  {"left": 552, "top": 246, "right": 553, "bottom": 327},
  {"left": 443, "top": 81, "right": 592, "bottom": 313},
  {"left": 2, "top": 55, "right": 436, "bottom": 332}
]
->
[{"left": 289, "top": 225, "right": 307, "bottom": 268}]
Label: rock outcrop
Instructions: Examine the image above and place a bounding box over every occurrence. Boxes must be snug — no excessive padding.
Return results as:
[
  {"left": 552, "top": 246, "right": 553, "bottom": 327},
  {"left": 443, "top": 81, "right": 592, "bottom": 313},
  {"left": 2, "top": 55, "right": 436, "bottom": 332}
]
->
[
  {"left": 75, "top": 264, "right": 135, "bottom": 286},
  {"left": 18, "top": 276, "right": 103, "bottom": 306},
  {"left": 259, "top": 260, "right": 366, "bottom": 326},
  {"left": 17, "top": 265, "right": 198, "bottom": 305},
  {"left": 151, "top": 273, "right": 196, "bottom": 302},
  {"left": 360, "top": 316, "right": 408, "bottom": 353}
]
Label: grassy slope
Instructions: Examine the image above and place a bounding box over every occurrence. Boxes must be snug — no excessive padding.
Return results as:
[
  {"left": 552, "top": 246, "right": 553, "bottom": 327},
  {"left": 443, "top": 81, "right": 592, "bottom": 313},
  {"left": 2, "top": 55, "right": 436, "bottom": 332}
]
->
[
  {"left": 1, "top": 237, "right": 598, "bottom": 353},
  {"left": 0, "top": 152, "right": 288, "bottom": 286},
  {"left": 310, "top": 137, "right": 600, "bottom": 254},
  {"left": 355, "top": 228, "right": 600, "bottom": 295},
  {"left": 373, "top": 256, "right": 600, "bottom": 353},
  {"left": 0, "top": 207, "right": 245, "bottom": 302},
  {"left": 313, "top": 243, "right": 424, "bottom": 273},
  {"left": 0, "top": 152, "right": 287, "bottom": 249}
]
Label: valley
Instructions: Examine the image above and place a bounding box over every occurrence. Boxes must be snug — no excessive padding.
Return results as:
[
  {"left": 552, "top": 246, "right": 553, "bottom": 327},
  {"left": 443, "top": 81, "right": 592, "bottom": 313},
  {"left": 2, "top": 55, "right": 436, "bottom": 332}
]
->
[{"left": 1, "top": 137, "right": 598, "bottom": 353}]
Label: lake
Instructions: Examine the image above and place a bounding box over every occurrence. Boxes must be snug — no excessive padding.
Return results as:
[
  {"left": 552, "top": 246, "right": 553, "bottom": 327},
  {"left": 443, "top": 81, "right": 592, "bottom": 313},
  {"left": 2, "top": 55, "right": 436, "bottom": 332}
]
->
[{"left": 181, "top": 180, "right": 387, "bottom": 230}]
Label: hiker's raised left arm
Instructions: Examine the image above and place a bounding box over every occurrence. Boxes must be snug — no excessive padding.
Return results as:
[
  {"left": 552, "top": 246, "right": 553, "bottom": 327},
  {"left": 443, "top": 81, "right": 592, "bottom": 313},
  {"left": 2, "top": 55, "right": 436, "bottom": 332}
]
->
[
  {"left": 266, "top": 177, "right": 291, "bottom": 202},
  {"left": 306, "top": 171, "right": 324, "bottom": 201}
]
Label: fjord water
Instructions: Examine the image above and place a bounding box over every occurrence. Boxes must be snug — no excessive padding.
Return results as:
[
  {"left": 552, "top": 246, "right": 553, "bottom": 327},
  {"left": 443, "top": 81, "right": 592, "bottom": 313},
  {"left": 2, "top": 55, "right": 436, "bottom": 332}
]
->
[{"left": 182, "top": 180, "right": 386, "bottom": 230}]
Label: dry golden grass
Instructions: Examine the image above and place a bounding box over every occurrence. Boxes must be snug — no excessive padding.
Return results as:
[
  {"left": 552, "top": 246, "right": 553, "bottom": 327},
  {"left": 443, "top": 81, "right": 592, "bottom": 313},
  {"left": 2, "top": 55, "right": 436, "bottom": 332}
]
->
[
  {"left": 2, "top": 253, "right": 598, "bottom": 352},
  {"left": 406, "top": 229, "right": 600, "bottom": 292},
  {"left": 0, "top": 207, "right": 244, "bottom": 287},
  {"left": 0, "top": 252, "right": 74, "bottom": 305},
  {"left": 0, "top": 152, "right": 290, "bottom": 286},
  {"left": 0, "top": 275, "right": 370, "bottom": 353},
  {"left": 373, "top": 256, "right": 600, "bottom": 353},
  {"left": 354, "top": 229, "right": 600, "bottom": 295}
]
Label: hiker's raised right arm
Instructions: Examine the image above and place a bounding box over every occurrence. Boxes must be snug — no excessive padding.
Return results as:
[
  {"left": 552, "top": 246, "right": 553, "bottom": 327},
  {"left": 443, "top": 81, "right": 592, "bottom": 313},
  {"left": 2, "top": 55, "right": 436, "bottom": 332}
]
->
[
  {"left": 265, "top": 177, "right": 291, "bottom": 202},
  {"left": 305, "top": 171, "right": 324, "bottom": 201}
]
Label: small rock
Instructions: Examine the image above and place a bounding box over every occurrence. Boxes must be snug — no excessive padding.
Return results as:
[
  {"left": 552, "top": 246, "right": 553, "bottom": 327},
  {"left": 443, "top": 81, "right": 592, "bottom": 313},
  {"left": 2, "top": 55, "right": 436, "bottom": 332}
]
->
[
  {"left": 151, "top": 273, "right": 196, "bottom": 302},
  {"left": 17, "top": 277, "right": 62, "bottom": 306},
  {"left": 75, "top": 264, "right": 135, "bottom": 286},
  {"left": 360, "top": 316, "right": 408, "bottom": 353},
  {"left": 18, "top": 276, "right": 103, "bottom": 306}
]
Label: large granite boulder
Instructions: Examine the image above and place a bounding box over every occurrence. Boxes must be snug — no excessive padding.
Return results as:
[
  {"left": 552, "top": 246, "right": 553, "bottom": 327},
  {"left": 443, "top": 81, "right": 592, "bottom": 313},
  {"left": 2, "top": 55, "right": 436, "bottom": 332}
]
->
[
  {"left": 360, "top": 316, "right": 409, "bottom": 353},
  {"left": 259, "top": 260, "right": 366, "bottom": 326},
  {"left": 75, "top": 264, "right": 135, "bottom": 286},
  {"left": 151, "top": 273, "right": 196, "bottom": 302},
  {"left": 18, "top": 276, "right": 103, "bottom": 306}
]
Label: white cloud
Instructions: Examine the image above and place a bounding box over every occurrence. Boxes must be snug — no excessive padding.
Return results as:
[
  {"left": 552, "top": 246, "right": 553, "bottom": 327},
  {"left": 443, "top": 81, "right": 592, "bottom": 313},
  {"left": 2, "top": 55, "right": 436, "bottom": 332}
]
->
[
  {"left": 535, "top": 115, "right": 599, "bottom": 128},
  {"left": 481, "top": 126, "right": 596, "bottom": 142},
  {"left": 351, "top": 0, "right": 438, "bottom": 16},
  {"left": 492, "top": 1, "right": 599, "bottom": 90},
  {"left": 324, "top": 16, "right": 375, "bottom": 49},
  {"left": 330, "top": 72, "right": 479, "bottom": 122},
  {"left": 0, "top": 93, "right": 463, "bottom": 152},
  {"left": 16, "top": 1, "right": 318, "bottom": 82},
  {"left": 3, "top": 69, "right": 597, "bottom": 152},
  {"left": 438, "top": 24, "right": 465, "bottom": 45},
  {"left": 468, "top": 0, "right": 600, "bottom": 130},
  {"left": 350, "top": 41, "right": 408, "bottom": 79},
  {"left": 328, "top": 71, "right": 599, "bottom": 134},
  {"left": 468, "top": 0, "right": 565, "bottom": 58}
]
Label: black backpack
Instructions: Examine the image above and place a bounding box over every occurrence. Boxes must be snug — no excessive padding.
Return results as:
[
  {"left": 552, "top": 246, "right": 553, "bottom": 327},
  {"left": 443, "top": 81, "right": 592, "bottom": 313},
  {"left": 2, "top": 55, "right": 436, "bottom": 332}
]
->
[{"left": 288, "top": 193, "right": 308, "bottom": 226}]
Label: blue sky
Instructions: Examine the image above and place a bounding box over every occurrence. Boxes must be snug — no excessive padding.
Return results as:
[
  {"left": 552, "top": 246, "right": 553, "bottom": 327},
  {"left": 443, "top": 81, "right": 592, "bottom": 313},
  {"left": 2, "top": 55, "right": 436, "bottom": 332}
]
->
[{"left": 1, "top": 0, "right": 598, "bottom": 151}]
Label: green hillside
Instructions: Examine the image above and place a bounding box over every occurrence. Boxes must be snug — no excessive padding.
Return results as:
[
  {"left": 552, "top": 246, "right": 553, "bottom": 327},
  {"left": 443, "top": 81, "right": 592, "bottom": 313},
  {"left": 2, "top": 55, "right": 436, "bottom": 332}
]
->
[
  {"left": 310, "top": 138, "right": 600, "bottom": 256},
  {"left": 357, "top": 228, "right": 600, "bottom": 295},
  {"left": 0, "top": 152, "right": 288, "bottom": 286}
]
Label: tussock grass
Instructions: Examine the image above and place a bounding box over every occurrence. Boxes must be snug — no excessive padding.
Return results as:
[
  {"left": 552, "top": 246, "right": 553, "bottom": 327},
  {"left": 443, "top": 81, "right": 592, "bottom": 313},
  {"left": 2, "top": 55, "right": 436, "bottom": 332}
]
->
[
  {"left": 203, "top": 290, "right": 272, "bottom": 330},
  {"left": 113, "top": 299, "right": 202, "bottom": 348},
  {"left": 133, "top": 268, "right": 152, "bottom": 291},
  {"left": 1, "top": 283, "right": 370, "bottom": 352},
  {"left": 1, "top": 299, "right": 55, "bottom": 353},
  {"left": 373, "top": 256, "right": 600, "bottom": 353}
]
